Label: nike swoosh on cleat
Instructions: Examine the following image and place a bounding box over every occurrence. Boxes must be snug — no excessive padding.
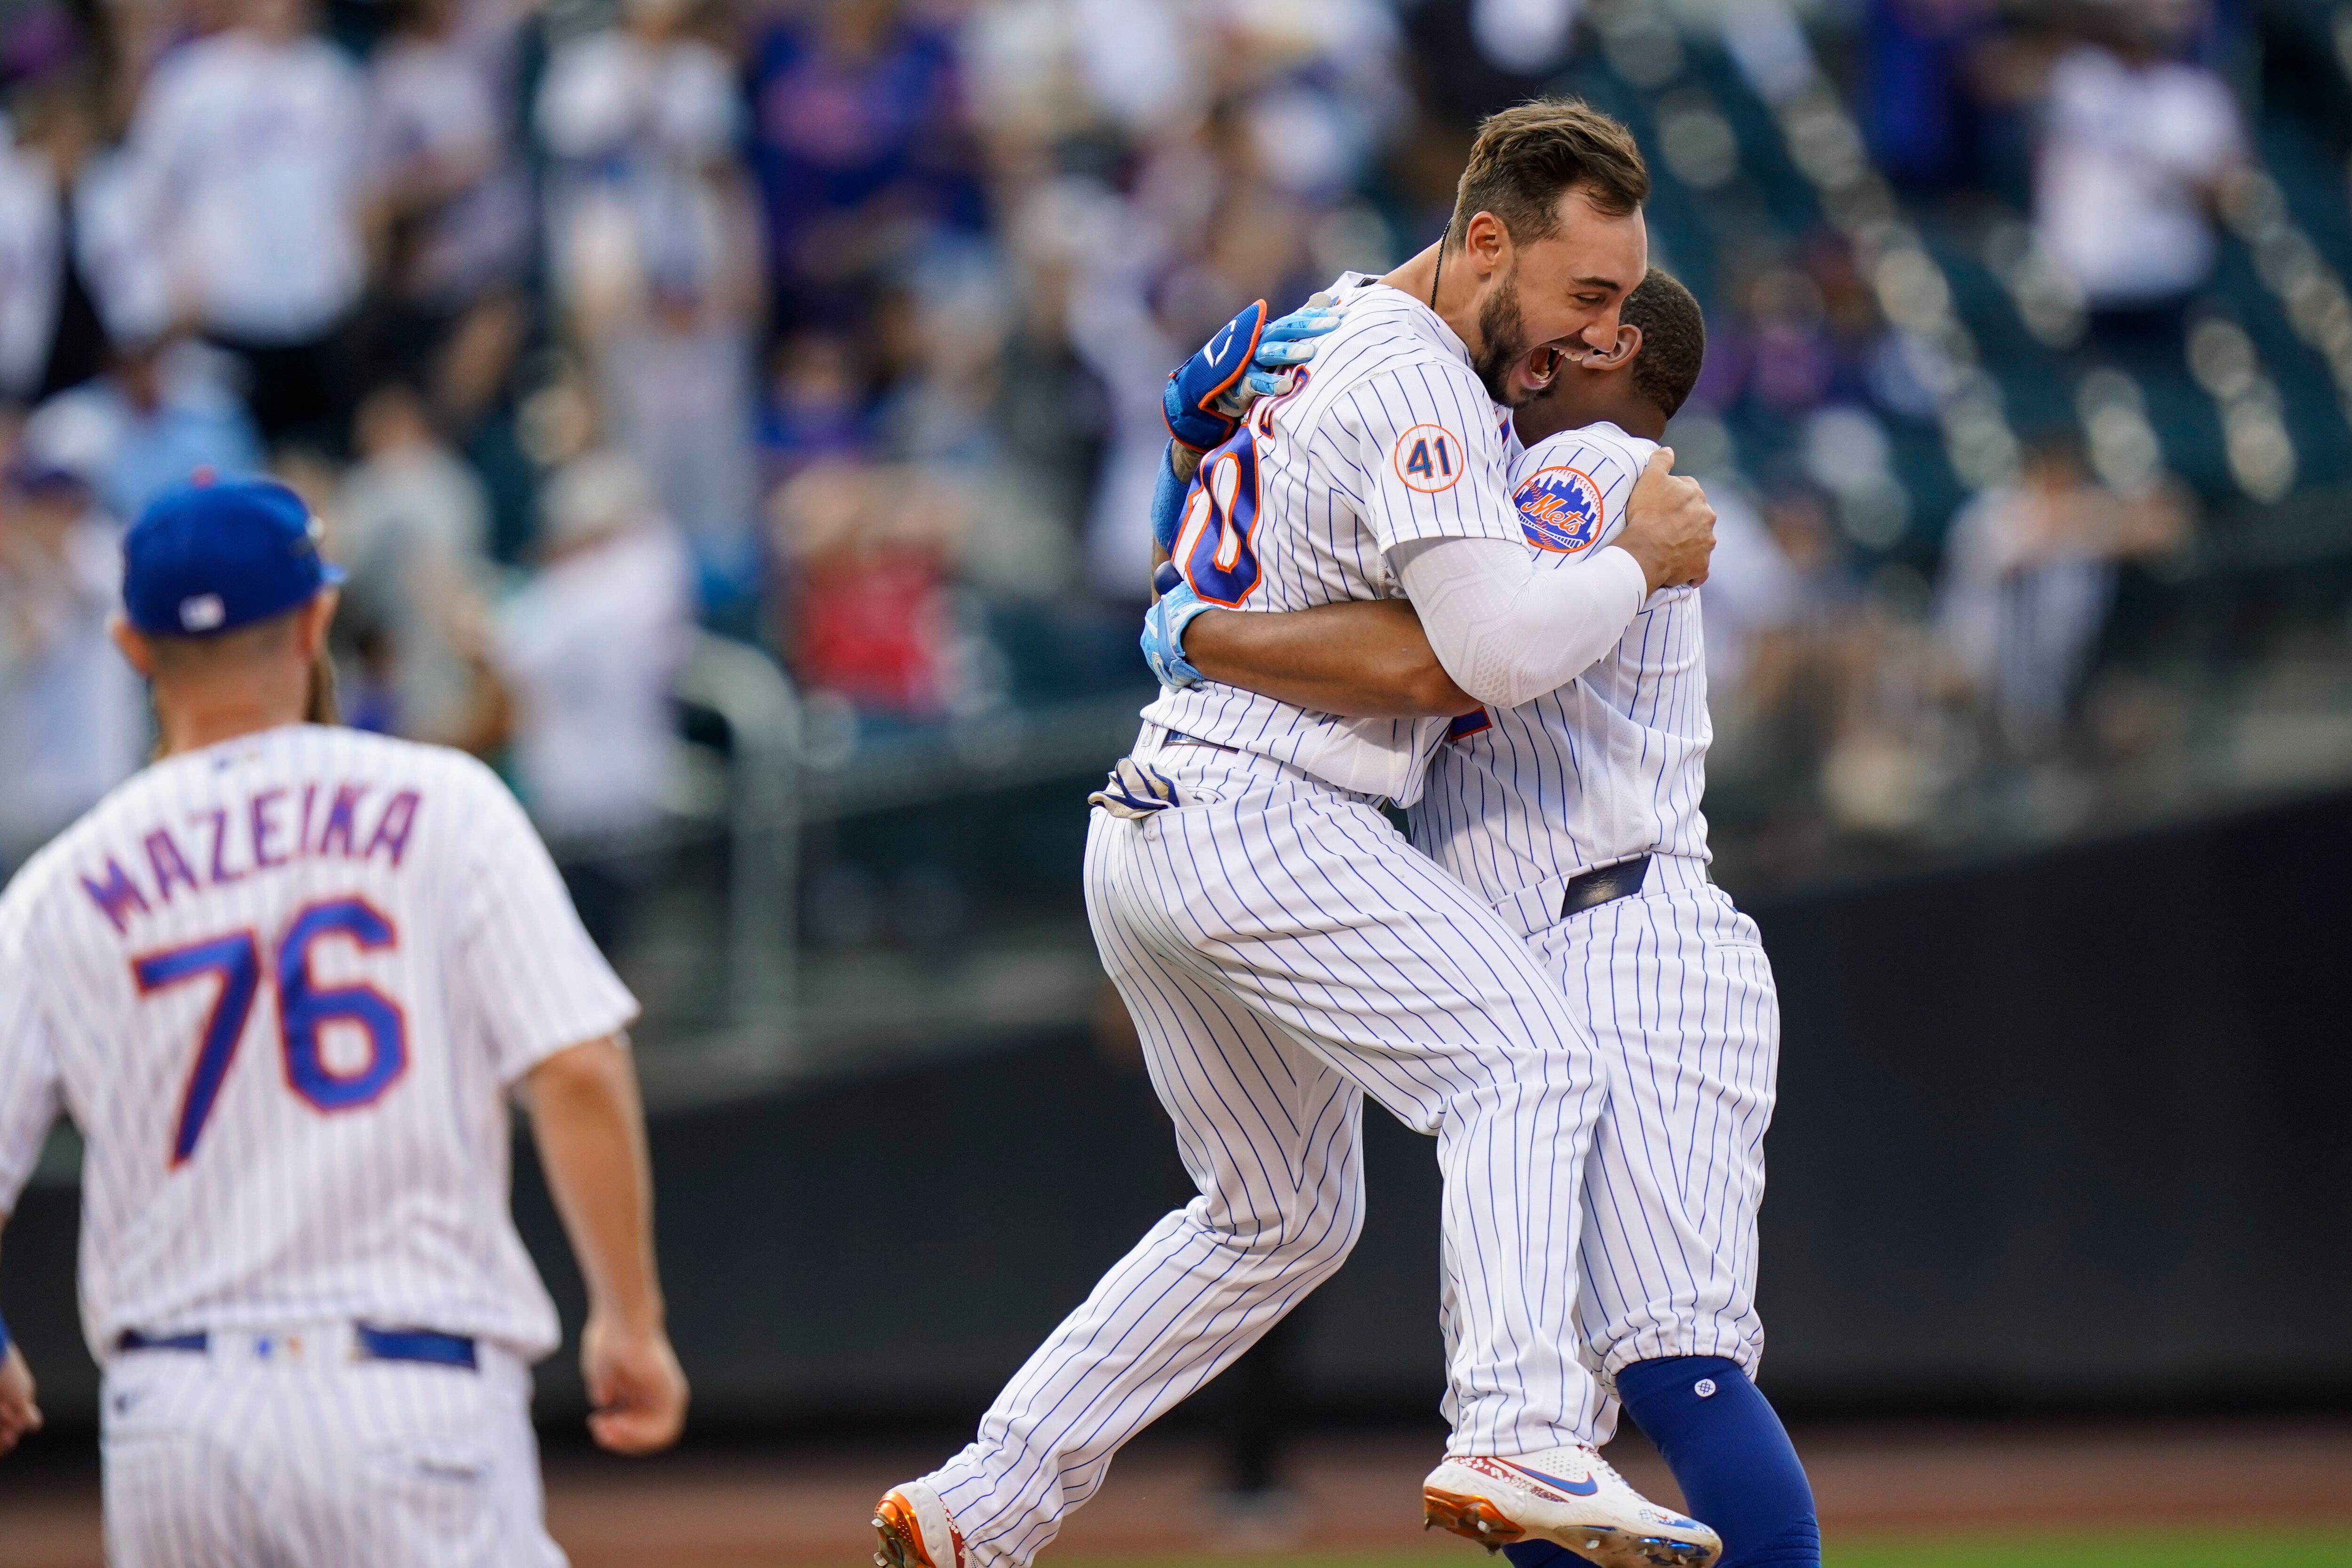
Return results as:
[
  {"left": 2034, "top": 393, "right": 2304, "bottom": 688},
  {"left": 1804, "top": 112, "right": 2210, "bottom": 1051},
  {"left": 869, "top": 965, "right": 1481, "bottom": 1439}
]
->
[{"left": 1505, "top": 1462, "right": 1599, "bottom": 1496}]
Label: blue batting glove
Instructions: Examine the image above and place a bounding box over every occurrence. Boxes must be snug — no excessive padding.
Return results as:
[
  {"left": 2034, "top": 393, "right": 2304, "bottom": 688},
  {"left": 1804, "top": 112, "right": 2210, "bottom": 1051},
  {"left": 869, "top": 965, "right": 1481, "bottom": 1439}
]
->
[
  {"left": 1155, "top": 294, "right": 1346, "bottom": 549},
  {"left": 1141, "top": 564, "right": 1212, "bottom": 688},
  {"left": 1162, "top": 293, "right": 1347, "bottom": 453},
  {"left": 1245, "top": 294, "right": 1343, "bottom": 397},
  {"left": 1164, "top": 299, "right": 1270, "bottom": 454}
]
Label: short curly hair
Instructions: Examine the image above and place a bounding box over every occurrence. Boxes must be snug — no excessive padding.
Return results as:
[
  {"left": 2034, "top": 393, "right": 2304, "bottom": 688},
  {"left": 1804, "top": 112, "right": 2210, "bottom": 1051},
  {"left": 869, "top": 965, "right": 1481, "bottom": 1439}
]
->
[
  {"left": 1623, "top": 268, "right": 1707, "bottom": 421},
  {"left": 1447, "top": 98, "right": 1652, "bottom": 252}
]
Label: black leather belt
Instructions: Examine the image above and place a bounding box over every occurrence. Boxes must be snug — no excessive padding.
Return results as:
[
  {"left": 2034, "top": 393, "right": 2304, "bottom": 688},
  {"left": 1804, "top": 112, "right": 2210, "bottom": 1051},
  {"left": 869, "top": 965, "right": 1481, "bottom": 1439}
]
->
[
  {"left": 118, "top": 1324, "right": 477, "bottom": 1370},
  {"left": 1560, "top": 855, "right": 1651, "bottom": 918}
]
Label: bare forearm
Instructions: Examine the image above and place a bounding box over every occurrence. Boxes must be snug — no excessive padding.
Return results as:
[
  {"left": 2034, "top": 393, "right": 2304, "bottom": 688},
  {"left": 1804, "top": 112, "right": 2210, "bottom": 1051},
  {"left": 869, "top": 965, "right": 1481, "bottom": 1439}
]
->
[
  {"left": 527, "top": 1037, "right": 664, "bottom": 1332},
  {"left": 1184, "top": 600, "right": 1474, "bottom": 718}
]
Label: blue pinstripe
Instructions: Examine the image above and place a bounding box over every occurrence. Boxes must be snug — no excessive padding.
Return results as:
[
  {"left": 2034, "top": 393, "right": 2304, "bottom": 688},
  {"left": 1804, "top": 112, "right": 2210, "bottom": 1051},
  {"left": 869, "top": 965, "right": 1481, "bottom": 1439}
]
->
[
  {"left": 1143, "top": 274, "right": 1534, "bottom": 804},
  {"left": 100, "top": 1336, "right": 564, "bottom": 1566},
  {"left": 928, "top": 745, "right": 1614, "bottom": 1565},
  {"left": 1406, "top": 422, "right": 1781, "bottom": 1418},
  {"left": 1392, "top": 425, "right": 1778, "bottom": 1420},
  {"left": 1532, "top": 870, "right": 1777, "bottom": 1393}
]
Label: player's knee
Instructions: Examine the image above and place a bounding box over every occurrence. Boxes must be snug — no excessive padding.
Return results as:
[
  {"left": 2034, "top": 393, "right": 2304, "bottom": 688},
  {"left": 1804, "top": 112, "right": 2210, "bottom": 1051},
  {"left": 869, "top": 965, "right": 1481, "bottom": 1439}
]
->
[
  {"left": 1287, "top": 1188, "right": 1367, "bottom": 1281},
  {"left": 1191, "top": 1181, "right": 1363, "bottom": 1273}
]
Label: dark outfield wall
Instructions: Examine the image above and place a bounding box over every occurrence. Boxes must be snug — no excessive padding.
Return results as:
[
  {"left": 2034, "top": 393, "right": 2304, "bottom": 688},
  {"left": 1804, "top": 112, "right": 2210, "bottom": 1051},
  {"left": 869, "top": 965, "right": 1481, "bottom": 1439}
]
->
[{"left": 8, "top": 788, "right": 2350, "bottom": 1429}]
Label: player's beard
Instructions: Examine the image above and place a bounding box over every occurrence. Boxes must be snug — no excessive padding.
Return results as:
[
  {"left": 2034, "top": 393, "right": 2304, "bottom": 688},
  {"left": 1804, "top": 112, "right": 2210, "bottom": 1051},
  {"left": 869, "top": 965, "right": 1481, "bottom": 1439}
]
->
[{"left": 1472, "top": 267, "right": 1537, "bottom": 406}]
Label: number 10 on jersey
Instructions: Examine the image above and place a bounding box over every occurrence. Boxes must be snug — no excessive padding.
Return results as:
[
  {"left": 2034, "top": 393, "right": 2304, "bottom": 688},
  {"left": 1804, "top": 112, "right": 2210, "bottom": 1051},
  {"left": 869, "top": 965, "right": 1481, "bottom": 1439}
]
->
[{"left": 1174, "top": 430, "right": 1264, "bottom": 606}]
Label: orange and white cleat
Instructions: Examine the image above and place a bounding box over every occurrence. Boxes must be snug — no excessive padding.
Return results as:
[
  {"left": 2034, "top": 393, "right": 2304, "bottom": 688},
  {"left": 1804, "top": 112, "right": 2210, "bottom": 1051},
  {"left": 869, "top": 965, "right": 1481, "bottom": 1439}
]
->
[
  {"left": 873, "top": 1479, "right": 967, "bottom": 1568},
  {"left": 1422, "top": 1447, "right": 1720, "bottom": 1568}
]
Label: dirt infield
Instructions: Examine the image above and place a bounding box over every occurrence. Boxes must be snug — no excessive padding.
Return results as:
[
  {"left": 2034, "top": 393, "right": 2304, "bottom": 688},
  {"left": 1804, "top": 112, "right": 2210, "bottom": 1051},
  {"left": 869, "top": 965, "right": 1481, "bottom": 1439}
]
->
[{"left": 2, "top": 1417, "right": 2347, "bottom": 1567}]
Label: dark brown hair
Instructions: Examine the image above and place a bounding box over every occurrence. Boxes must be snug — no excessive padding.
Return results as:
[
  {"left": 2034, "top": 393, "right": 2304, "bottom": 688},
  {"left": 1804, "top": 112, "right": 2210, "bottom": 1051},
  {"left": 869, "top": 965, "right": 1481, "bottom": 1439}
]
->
[
  {"left": 1624, "top": 268, "right": 1707, "bottom": 420},
  {"left": 1448, "top": 98, "right": 1651, "bottom": 252}
]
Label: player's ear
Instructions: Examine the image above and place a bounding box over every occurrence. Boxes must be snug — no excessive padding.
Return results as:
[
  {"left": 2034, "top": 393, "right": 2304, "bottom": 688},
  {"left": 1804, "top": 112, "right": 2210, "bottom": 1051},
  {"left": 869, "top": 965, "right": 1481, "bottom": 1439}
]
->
[
  {"left": 1580, "top": 323, "right": 1642, "bottom": 370},
  {"left": 294, "top": 587, "right": 341, "bottom": 662},
  {"left": 1462, "top": 210, "right": 1508, "bottom": 277},
  {"left": 108, "top": 613, "right": 158, "bottom": 679}
]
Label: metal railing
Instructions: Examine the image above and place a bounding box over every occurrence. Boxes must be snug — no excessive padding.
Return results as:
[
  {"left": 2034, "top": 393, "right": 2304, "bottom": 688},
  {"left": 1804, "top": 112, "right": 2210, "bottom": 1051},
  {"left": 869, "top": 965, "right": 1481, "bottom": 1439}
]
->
[{"left": 672, "top": 632, "right": 802, "bottom": 1031}]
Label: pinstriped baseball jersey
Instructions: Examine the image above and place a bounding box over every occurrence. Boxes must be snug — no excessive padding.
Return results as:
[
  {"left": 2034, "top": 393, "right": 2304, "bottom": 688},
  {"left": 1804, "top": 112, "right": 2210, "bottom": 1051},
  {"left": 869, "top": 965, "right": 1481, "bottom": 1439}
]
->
[
  {"left": 0, "top": 722, "right": 636, "bottom": 1363},
  {"left": 1411, "top": 421, "right": 1711, "bottom": 935},
  {"left": 1140, "top": 271, "right": 1528, "bottom": 805}
]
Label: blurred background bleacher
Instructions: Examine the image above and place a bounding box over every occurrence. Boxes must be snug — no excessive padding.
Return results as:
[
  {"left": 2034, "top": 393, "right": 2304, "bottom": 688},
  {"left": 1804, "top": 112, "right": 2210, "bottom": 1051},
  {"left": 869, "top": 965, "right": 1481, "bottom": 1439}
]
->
[
  {"left": 6, "top": 0, "right": 2352, "bottom": 1087},
  {"left": 5, "top": 0, "right": 2352, "bottom": 1478}
]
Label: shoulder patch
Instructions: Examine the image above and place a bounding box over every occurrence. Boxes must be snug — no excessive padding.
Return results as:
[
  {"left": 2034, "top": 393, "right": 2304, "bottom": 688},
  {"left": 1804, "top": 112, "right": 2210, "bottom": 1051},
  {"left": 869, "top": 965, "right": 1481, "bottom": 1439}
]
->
[
  {"left": 1513, "top": 465, "right": 1606, "bottom": 554},
  {"left": 1392, "top": 424, "right": 1465, "bottom": 493}
]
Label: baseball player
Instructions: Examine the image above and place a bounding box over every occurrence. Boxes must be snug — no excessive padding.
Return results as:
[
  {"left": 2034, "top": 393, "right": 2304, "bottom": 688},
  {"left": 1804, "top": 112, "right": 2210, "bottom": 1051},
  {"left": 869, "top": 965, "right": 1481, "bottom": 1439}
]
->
[
  {"left": 1141, "top": 271, "right": 1822, "bottom": 1568},
  {"left": 0, "top": 476, "right": 689, "bottom": 1564},
  {"left": 875, "top": 101, "right": 1723, "bottom": 1568}
]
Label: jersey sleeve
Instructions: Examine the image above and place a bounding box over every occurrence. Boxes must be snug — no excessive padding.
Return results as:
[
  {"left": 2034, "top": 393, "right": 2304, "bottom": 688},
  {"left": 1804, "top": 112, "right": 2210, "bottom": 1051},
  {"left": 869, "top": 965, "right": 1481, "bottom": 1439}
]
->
[
  {"left": 454, "top": 766, "right": 640, "bottom": 1084},
  {"left": 0, "top": 919, "right": 65, "bottom": 1215},
  {"left": 1508, "top": 430, "right": 1652, "bottom": 561},
  {"left": 1335, "top": 359, "right": 1525, "bottom": 553}
]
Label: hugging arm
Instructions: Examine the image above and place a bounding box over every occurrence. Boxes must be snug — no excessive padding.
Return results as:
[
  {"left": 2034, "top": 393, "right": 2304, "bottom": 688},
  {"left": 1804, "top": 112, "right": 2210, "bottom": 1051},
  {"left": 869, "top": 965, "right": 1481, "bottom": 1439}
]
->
[
  {"left": 1180, "top": 533, "right": 1649, "bottom": 719},
  {"left": 1182, "top": 597, "right": 1475, "bottom": 719}
]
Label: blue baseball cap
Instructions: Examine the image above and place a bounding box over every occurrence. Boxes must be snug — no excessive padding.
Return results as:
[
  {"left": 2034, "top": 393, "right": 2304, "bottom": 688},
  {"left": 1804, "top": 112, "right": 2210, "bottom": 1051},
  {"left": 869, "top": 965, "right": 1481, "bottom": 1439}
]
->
[{"left": 123, "top": 476, "right": 345, "bottom": 637}]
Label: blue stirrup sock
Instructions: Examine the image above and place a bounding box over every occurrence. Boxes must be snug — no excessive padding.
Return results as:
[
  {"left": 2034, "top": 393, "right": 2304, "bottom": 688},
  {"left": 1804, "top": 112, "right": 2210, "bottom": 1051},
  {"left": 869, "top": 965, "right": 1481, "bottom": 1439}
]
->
[{"left": 1502, "top": 1355, "right": 1820, "bottom": 1568}]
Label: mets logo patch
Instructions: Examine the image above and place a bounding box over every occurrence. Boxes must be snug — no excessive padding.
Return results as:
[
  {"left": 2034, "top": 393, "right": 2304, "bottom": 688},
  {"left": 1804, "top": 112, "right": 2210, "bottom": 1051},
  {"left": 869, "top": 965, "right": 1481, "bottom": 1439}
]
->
[{"left": 1514, "top": 465, "right": 1605, "bottom": 554}]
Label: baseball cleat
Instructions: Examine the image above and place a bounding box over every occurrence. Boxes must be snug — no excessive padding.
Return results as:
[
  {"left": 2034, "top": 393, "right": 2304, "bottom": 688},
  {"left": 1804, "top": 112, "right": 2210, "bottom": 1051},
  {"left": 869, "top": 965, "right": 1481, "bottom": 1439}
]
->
[
  {"left": 873, "top": 1479, "right": 967, "bottom": 1568},
  {"left": 1422, "top": 1447, "right": 1721, "bottom": 1568}
]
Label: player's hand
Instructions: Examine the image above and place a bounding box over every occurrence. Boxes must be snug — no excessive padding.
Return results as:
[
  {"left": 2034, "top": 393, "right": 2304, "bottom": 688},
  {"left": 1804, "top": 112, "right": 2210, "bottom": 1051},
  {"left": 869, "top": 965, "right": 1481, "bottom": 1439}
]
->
[
  {"left": 1142, "top": 561, "right": 1212, "bottom": 689},
  {"left": 1617, "top": 448, "right": 1716, "bottom": 594},
  {"left": 1163, "top": 294, "right": 1344, "bottom": 455},
  {"left": 580, "top": 1313, "right": 687, "bottom": 1456},
  {"left": 1248, "top": 294, "right": 1343, "bottom": 398},
  {"left": 0, "top": 1344, "right": 42, "bottom": 1458}
]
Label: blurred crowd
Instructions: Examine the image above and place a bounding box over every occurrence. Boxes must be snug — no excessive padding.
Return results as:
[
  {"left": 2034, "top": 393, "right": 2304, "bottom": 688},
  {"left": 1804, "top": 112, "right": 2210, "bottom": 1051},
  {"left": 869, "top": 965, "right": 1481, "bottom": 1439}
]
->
[{"left": 0, "top": 0, "right": 2338, "bottom": 899}]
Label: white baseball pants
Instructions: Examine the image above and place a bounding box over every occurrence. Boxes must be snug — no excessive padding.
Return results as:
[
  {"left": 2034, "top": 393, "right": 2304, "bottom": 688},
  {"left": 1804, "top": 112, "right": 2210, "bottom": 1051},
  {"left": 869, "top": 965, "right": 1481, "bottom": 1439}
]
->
[
  {"left": 100, "top": 1329, "right": 564, "bottom": 1568},
  {"left": 1532, "top": 856, "right": 1779, "bottom": 1429},
  {"left": 929, "top": 742, "right": 1612, "bottom": 1566}
]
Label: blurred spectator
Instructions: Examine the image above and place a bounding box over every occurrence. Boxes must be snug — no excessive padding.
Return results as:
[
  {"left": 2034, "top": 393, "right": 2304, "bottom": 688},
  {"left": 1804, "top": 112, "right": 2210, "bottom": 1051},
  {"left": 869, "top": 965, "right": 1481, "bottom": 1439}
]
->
[
  {"left": 22, "top": 340, "right": 264, "bottom": 520},
  {"left": 1061, "top": 201, "right": 1184, "bottom": 604},
  {"left": 1936, "top": 436, "right": 2188, "bottom": 754},
  {"left": 770, "top": 458, "right": 962, "bottom": 722},
  {"left": 0, "top": 78, "right": 170, "bottom": 406},
  {"left": 1697, "top": 480, "right": 1804, "bottom": 698},
  {"left": 488, "top": 448, "right": 692, "bottom": 943},
  {"left": 745, "top": 0, "right": 982, "bottom": 332},
  {"left": 1859, "top": 0, "right": 2002, "bottom": 191},
  {"left": 2033, "top": 1, "right": 2243, "bottom": 324},
  {"left": 760, "top": 330, "right": 872, "bottom": 482},
  {"left": 986, "top": 206, "right": 1109, "bottom": 593},
  {"left": 126, "top": 0, "right": 370, "bottom": 452},
  {"left": 537, "top": 0, "right": 762, "bottom": 604},
  {"left": 0, "top": 438, "right": 144, "bottom": 873},
  {"left": 1706, "top": 480, "right": 1865, "bottom": 882},
  {"left": 1407, "top": 0, "right": 1579, "bottom": 126},
  {"left": 1742, "top": 267, "right": 1838, "bottom": 419},
  {"left": 365, "top": 0, "right": 534, "bottom": 377},
  {"left": 958, "top": 0, "right": 1200, "bottom": 156},
  {"left": 330, "top": 382, "right": 494, "bottom": 743}
]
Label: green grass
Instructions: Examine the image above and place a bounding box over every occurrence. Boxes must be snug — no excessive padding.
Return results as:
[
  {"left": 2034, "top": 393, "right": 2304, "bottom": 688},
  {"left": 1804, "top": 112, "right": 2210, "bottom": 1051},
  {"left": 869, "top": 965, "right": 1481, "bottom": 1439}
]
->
[
  {"left": 1828, "top": 1529, "right": 2352, "bottom": 1568},
  {"left": 1055, "top": 1528, "right": 2352, "bottom": 1568}
]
